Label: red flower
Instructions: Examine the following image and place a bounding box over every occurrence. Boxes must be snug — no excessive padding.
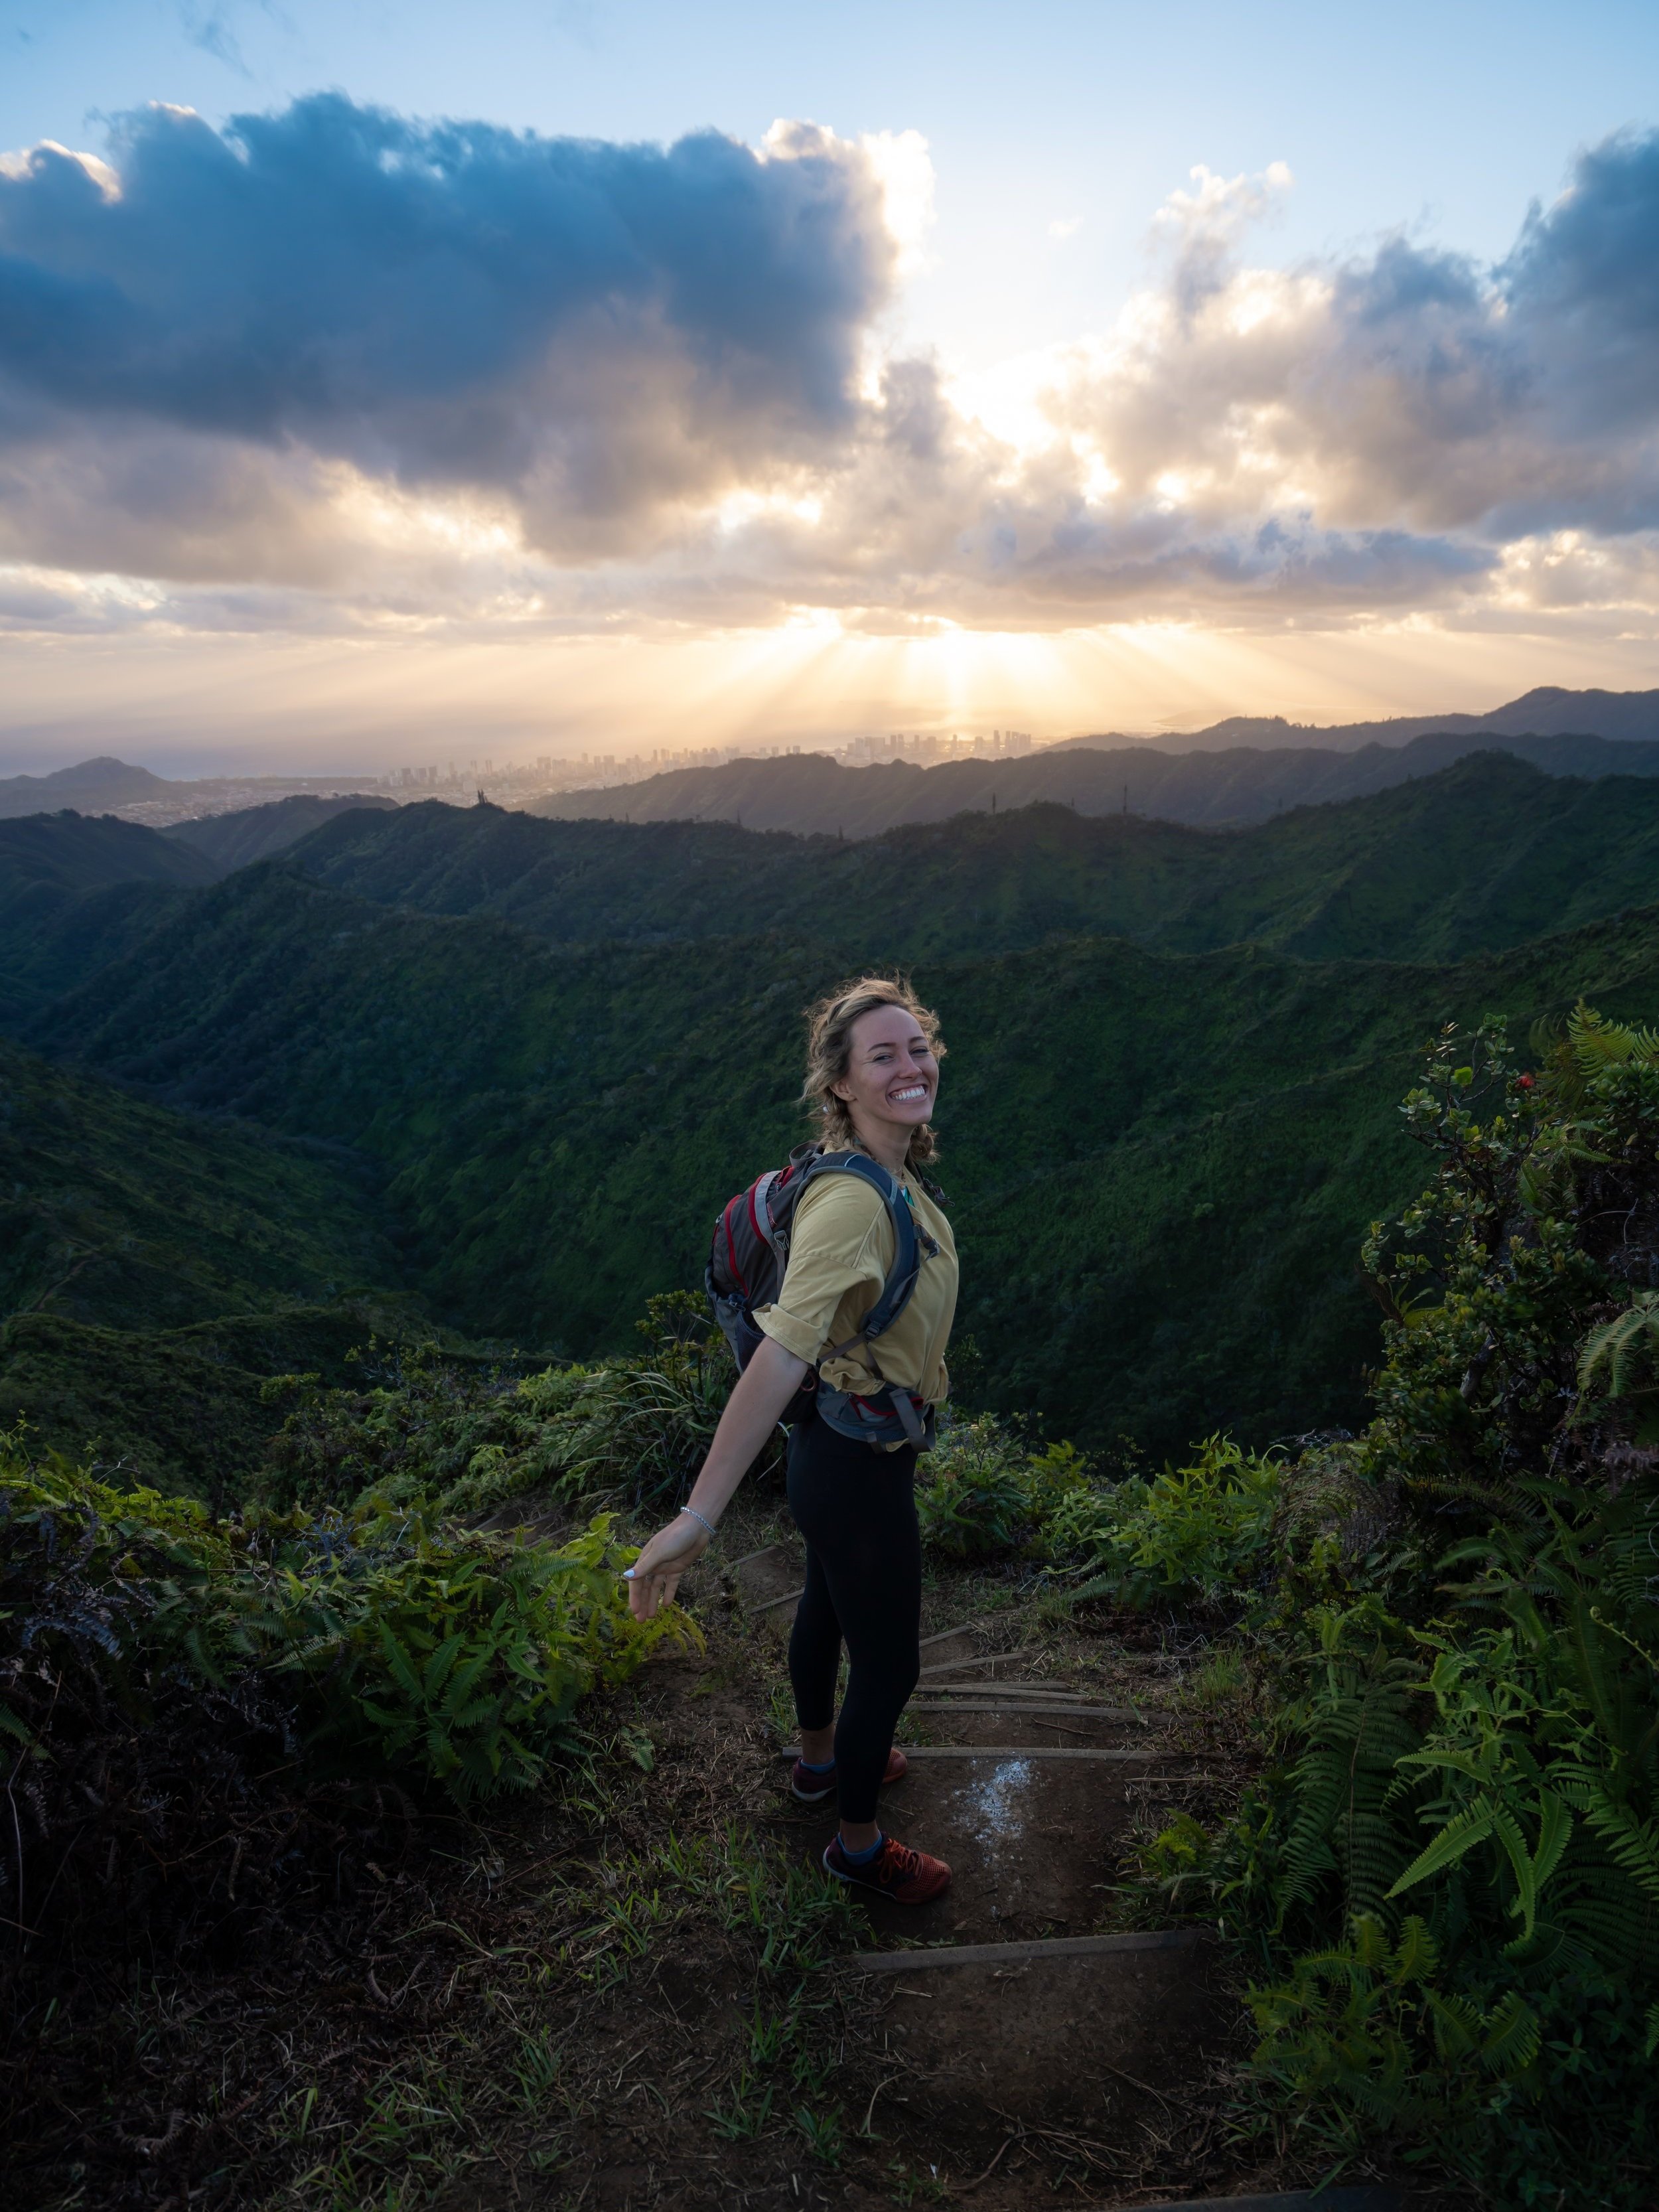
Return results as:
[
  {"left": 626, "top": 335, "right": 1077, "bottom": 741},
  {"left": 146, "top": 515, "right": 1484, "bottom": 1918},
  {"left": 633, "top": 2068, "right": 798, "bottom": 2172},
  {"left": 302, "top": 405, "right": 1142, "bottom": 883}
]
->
[{"left": 1517, "top": 1074, "right": 1536, "bottom": 1091}]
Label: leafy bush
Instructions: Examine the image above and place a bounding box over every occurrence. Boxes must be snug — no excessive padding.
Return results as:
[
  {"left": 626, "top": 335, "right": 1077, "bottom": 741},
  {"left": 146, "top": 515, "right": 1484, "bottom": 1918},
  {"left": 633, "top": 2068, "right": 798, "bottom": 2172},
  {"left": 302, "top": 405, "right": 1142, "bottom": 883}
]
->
[
  {"left": 260, "top": 1503, "right": 687, "bottom": 1797},
  {"left": 259, "top": 1293, "right": 768, "bottom": 1517},
  {"left": 914, "top": 1415, "right": 1090, "bottom": 1561},
  {"left": 1356, "top": 1008, "right": 1659, "bottom": 1518},
  {"left": 1137, "top": 1008, "right": 1659, "bottom": 2205},
  {"left": 0, "top": 1430, "right": 691, "bottom": 1958},
  {"left": 1045, "top": 1434, "right": 1283, "bottom": 1609},
  {"left": 520, "top": 1293, "right": 769, "bottom": 1509},
  {"left": 256, "top": 1337, "right": 571, "bottom": 1514},
  {"left": 1246, "top": 1911, "right": 1546, "bottom": 2158}
]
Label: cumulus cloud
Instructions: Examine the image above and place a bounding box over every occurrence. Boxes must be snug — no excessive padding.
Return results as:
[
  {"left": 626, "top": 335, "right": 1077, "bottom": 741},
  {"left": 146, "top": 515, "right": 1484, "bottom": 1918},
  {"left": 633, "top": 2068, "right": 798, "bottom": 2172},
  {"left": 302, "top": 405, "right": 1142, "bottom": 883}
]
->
[
  {"left": 1039, "top": 133, "right": 1659, "bottom": 559},
  {"left": 0, "top": 94, "right": 896, "bottom": 567},
  {"left": 5, "top": 102, "right": 1659, "bottom": 638}
]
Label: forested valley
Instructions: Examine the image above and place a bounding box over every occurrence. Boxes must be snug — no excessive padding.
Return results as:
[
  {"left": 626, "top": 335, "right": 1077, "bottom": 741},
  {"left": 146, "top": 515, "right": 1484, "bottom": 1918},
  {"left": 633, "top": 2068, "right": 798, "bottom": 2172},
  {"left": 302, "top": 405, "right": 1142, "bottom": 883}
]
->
[{"left": 5, "top": 747, "right": 1659, "bottom": 2209}]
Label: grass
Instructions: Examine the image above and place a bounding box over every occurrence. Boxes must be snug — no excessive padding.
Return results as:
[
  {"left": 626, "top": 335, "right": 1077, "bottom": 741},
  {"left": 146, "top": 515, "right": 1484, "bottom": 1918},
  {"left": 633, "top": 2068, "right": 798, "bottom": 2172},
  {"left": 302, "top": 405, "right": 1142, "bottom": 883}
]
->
[
  {"left": 3, "top": 1450, "right": 1348, "bottom": 2210},
  {"left": 7, "top": 1599, "right": 888, "bottom": 2212}
]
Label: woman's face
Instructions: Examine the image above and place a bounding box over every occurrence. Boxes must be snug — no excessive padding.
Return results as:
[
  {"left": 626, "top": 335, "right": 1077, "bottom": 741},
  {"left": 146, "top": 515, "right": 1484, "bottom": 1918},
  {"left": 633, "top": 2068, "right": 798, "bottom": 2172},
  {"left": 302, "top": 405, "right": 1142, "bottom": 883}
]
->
[{"left": 833, "top": 1003, "right": 940, "bottom": 1147}]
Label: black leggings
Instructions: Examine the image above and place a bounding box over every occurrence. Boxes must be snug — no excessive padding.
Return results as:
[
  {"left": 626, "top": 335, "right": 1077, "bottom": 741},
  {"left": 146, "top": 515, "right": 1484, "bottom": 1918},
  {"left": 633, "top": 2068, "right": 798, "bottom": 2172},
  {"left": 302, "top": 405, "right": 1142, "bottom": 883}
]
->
[{"left": 786, "top": 1414, "right": 922, "bottom": 1825}]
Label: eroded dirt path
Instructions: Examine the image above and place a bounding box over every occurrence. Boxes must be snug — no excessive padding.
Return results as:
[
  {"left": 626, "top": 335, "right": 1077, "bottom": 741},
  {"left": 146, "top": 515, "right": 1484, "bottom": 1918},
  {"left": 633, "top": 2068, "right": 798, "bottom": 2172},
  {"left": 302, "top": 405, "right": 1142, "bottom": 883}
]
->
[{"left": 720, "top": 1536, "right": 1308, "bottom": 2211}]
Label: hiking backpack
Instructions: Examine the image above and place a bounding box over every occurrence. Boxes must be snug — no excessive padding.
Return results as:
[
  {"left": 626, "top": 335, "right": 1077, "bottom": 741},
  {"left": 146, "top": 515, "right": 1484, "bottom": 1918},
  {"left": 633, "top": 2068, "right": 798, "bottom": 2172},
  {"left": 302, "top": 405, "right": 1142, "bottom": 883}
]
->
[{"left": 706, "top": 1143, "right": 940, "bottom": 1449}]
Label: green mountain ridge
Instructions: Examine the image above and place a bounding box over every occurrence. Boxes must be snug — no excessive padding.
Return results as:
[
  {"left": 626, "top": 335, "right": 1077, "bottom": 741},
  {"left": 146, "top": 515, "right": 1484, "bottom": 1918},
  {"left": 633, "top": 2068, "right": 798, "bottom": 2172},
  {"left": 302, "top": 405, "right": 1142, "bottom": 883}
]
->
[
  {"left": 0, "top": 1032, "right": 445, "bottom": 1493},
  {"left": 11, "top": 849, "right": 1659, "bottom": 1457},
  {"left": 530, "top": 726, "right": 1659, "bottom": 834},
  {"left": 292, "top": 751, "right": 1659, "bottom": 965},
  {"left": 164, "top": 790, "right": 397, "bottom": 869},
  {"left": 7, "top": 745, "right": 1658, "bottom": 986},
  {"left": 0, "top": 809, "right": 218, "bottom": 905}
]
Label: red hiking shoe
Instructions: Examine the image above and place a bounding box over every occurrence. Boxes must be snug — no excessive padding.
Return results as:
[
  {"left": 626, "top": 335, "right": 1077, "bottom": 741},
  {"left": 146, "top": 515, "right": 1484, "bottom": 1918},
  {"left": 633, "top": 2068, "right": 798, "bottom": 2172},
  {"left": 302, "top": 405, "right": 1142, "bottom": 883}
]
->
[
  {"left": 790, "top": 1746, "right": 909, "bottom": 1805},
  {"left": 822, "top": 1832, "right": 952, "bottom": 1905}
]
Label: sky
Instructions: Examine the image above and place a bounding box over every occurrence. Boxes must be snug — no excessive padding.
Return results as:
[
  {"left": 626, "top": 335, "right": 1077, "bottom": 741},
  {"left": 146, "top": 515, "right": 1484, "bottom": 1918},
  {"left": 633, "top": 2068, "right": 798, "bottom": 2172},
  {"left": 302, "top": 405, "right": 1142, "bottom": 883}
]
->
[{"left": 5, "top": 0, "right": 1659, "bottom": 770}]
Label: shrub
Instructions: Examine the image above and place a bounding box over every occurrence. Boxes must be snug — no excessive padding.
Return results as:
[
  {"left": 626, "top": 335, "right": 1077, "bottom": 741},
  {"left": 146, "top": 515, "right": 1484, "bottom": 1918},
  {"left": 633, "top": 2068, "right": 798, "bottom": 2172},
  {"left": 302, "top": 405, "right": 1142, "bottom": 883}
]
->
[
  {"left": 1045, "top": 1433, "right": 1283, "bottom": 1609},
  {"left": 257, "top": 1339, "right": 581, "bottom": 1515},
  {"left": 914, "top": 1416, "right": 1090, "bottom": 1561},
  {"left": 0, "top": 1431, "right": 691, "bottom": 1957},
  {"left": 1137, "top": 1009, "right": 1659, "bottom": 2205},
  {"left": 257, "top": 1503, "right": 689, "bottom": 1797},
  {"left": 528, "top": 1292, "right": 768, "bottom": 1509},
  {"left": 1356, "top": 1007, "right": 1659, "bottom": 1519},
  {"left": 258, "top": 1293, "right": 768, "bottom": 1518}
]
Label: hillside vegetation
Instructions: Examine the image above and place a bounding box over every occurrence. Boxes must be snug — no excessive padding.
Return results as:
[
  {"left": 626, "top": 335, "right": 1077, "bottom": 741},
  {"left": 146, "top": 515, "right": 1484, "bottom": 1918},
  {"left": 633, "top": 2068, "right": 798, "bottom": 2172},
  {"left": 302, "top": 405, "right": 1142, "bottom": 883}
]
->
[
  {"left": 0, "top": 873, "right": 194, "bottom": 1023},
  {"left": 0, "top": 809, "right": 217, "bottom": 905},
  {"left": 165, "top": 790, "right": 396, "bottom": 869},
  {"left": 296, "top": 753, "right": 1659, "bottom": 964},
  {"left": 9, "top": 846, "right": 1659, "bottom": 1460},
  {"left": 0, "top": 1033, "right": 436, "bottom": 1493},
  {"left": 0, "top": 1033, "right": 397, "bottom": 1331}
]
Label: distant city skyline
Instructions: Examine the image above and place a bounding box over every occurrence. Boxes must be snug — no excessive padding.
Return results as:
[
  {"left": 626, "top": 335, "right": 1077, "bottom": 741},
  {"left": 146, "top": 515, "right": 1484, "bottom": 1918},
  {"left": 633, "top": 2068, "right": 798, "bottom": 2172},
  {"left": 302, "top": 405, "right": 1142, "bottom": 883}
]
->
[{"left": 5, "top": 1, "right": 1659, "bottom": 770}]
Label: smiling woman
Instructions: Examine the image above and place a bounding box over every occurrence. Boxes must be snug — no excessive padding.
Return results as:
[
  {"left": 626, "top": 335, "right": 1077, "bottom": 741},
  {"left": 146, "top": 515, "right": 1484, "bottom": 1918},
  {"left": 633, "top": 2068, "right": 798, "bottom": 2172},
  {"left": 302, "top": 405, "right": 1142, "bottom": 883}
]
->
[{"left": 626, "top": 975, "right": 960, "bottom": 1906}]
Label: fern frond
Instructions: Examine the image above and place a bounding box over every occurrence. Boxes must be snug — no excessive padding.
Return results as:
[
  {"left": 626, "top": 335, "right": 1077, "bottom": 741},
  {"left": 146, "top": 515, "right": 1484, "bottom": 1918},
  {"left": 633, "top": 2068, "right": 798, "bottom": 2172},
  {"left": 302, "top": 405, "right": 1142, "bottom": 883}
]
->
[
  {"left": 1582, "top": 1791, "right": 1659, "bottom": 1905},
  {"left": 1579, "top": 1293, "right": 1659, "bottom": 1400},
  {"left": 1388, "top": 1796, "right": 1496, "bottom": 1900},
  {"left": 1390, "top": 1913, "right": 1438, "bottom": 1984},
  {"left": 1479, "top": 1990, "right": 1540, "bottom": 2073},
  {"left": 1567, "top": 1003, "right": 1659, "bottom": 1072}
]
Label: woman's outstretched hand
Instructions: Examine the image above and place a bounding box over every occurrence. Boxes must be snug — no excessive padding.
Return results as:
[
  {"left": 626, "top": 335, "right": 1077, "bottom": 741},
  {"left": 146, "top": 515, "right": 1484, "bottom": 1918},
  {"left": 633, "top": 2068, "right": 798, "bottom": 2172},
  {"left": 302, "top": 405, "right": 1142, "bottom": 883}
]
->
[
  {"left": 626, "top": 1512, "right": 709, "bottom": 1621},
  {"left": 622, "top": 1339, "right": 809, "bottom": 1624}
]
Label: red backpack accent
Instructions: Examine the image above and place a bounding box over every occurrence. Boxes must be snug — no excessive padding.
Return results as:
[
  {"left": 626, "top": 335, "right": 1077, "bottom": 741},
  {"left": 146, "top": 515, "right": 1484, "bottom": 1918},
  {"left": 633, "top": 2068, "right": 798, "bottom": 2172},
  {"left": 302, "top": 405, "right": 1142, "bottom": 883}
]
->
[{"left": 705, "top": 1144, "right": 938, "bottom": 1448}]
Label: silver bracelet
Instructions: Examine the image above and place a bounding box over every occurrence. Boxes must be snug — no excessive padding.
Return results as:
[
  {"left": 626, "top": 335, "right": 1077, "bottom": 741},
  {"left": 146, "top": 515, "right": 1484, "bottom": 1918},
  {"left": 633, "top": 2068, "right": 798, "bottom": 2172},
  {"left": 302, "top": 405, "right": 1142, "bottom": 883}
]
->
[{"left": 680, "top": 1506, "right": 719, "bottom": 1541}]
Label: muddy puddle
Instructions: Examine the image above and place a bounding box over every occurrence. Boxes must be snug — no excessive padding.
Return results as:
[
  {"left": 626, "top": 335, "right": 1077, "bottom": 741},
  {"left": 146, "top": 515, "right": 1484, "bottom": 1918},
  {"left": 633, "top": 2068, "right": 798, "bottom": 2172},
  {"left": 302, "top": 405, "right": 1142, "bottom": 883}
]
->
[{"left": 781, "top": 1751, "right": 1139, "bottom": 1943}]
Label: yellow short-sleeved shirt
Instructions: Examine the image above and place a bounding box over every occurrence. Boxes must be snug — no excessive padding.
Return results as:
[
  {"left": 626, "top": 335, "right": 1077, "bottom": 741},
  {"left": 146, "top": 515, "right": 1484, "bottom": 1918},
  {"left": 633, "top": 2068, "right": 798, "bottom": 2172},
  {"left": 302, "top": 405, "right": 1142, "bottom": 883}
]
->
[{"left": 753, "top": 1165, "right": 958, "bottom": 1403}]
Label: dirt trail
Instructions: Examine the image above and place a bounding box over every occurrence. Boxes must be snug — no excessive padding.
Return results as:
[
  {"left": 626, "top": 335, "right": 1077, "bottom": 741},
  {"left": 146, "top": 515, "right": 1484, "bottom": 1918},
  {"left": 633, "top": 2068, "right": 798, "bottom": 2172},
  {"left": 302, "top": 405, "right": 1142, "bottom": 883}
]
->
[{"left": 726, "top": 1537, "right": 1407, "bottom": 2212}]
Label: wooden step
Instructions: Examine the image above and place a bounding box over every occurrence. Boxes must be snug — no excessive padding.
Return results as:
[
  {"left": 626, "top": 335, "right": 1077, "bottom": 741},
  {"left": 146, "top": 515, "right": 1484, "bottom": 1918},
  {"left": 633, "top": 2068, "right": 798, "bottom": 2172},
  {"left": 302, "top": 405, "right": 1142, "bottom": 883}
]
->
[
  {"left": 908, "top": 1698, "right": 1150, "bottom": 1721},
  {"left": 867, "top": 1918, "right": 1226, "bottom": 2138},
  {"left": 749, "top": 1585, "right": 805, "bottom": 1615},
  {"left": 853, "top": 1927, "right": 1204, "bottom": 1972},
  {"left": 1098, "top": 2193, "right": 1401, "bottom": 2212},
  {"left": 918, "top": 1649, "right": 1038, "bottom": 1680},
  {"left": 728, "top": 1542, "right": 803, "bottom": 1634},
  {"left": 916, "top": 1622, "right": 990, "bottom": 1667},
  {"left": 914, "top": 1679, "right": 1126, "bottom": 1700},
  {"left": 784, "top": 1742, "right": 1179, "bottom": 1762},
  {"left": 727, "top": 1541, "right": 790, "bottom": 1572}
]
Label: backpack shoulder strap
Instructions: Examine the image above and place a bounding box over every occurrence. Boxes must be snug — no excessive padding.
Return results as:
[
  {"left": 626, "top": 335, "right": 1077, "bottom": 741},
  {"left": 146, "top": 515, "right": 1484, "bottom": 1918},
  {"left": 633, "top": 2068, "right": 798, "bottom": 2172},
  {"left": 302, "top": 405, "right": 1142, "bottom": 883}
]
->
[{"left": 800, "top": 1150, "right": 934, "bottom": 1345}]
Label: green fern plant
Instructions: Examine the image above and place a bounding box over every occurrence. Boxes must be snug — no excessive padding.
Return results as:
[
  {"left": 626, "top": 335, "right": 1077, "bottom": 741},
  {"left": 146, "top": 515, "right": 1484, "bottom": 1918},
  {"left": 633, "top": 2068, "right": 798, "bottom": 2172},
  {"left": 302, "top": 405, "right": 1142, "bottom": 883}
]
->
[
  {"left": 915, "top": 1419, "right": 1088, "bottom": 1561},
  {"left": 1579, "top": 1293, "right": 1659, "bottom": 1443},
  {"left": 1249, "top": 1911, "right": 1540, "bottom": 2158},
  {"left": 1046, "top": 1434, "right": 1282, "bottom": 1610}
]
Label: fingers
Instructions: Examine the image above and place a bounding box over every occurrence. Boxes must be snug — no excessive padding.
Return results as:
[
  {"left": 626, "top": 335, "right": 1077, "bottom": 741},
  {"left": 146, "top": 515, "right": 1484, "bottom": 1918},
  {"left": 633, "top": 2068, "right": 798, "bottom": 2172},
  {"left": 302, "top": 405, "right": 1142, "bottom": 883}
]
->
[
  {"left": 623, "top": 1516, "right": 707, "bottom": 1621},
  {"left": 626, "top": 1566, "right": 683, "bottom": 1621}
]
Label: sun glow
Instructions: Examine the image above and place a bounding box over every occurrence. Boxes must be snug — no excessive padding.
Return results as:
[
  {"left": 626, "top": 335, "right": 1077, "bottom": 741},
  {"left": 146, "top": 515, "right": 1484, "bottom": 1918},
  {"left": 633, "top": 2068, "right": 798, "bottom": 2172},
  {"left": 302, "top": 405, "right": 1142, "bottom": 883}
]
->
[{"left": 8, "top": 609, "right": 1659, "bottom": 774}]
